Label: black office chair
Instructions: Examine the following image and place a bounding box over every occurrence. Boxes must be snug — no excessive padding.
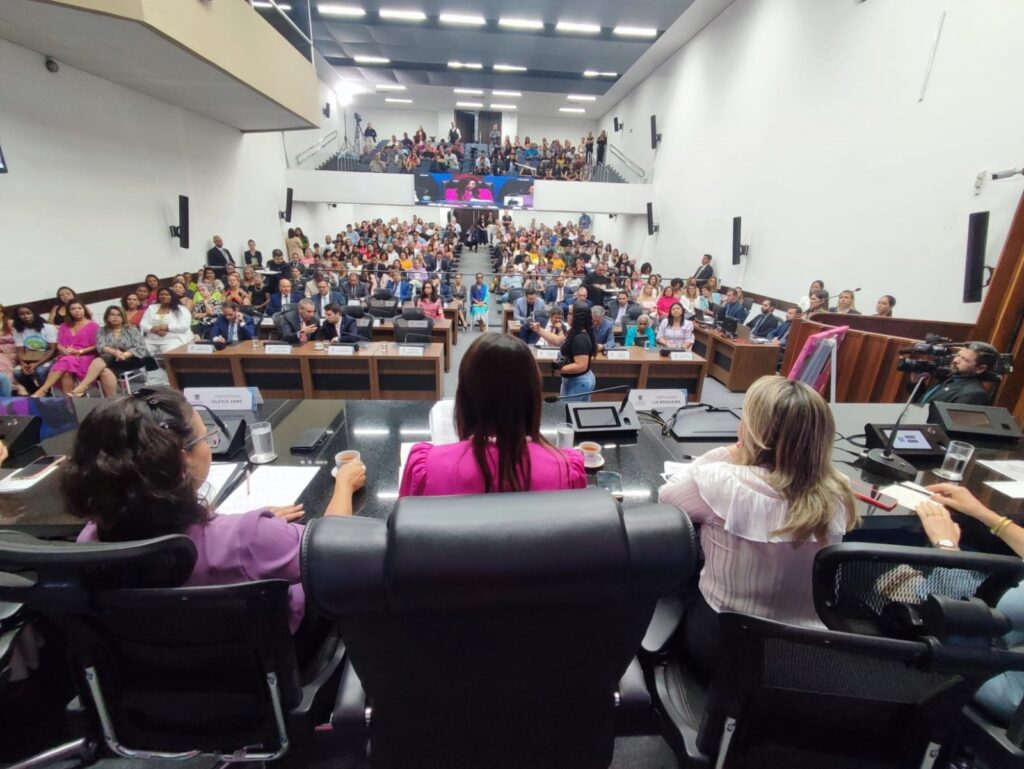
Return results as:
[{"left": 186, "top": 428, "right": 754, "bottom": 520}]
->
[
  {"left": 0, "top": 531, "right": 344, "bottom": 768},
  {"left": 392, "top": 316, "right": 434, "bottom": 345},
  {"left": 341, "top": 305, "right": 373, "bottom": 342},
  {"left": 647, "top": 543, "right": 1024, "bottom": 769},
  {"left": 302, "top": 488, "right": 697, "bottom": 769},
  {"left": 367, "top": 297, "right": 399, "bottom": 319},
  {"left": 400, "top": 306, "right": 426, "bottom": 321},
  {"left": 372, "top": 288, "right": 394, "bottom": 301}
]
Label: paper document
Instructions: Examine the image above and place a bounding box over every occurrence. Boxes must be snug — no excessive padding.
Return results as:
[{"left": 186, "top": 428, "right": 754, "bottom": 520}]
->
[
  {"left": 978, "top": 460, "right": 1024, "bottom": 483},
  {"left": 201, "top": 462, "right": 245, "bottom": 508},
  {"left": 663, "top": 461, "right": 690, "bottom": 479},
  {"left": 429, "top": 399, "right": 458, "bottom": 445},
  {"left": 215, "top": 466, "right": 319, "bottom": 516},
  {"left": 984, "top": 481, "right": 1024, "bottom": 499},
  {"left": 879, "top": 482, "right": 932, "bottom": 510}
]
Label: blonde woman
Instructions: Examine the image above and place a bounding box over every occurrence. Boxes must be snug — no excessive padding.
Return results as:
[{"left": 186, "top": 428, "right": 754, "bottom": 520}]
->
[
  {"left": 679, "top": 283, "right": 700, "bottom": 314},
  {"left": 829, "top": 289, "right": 861, "bottom": 315},
  {"left": 658, "top": 376, "right": 858, "bottom": 671},
  {"left": 638, "top": 283, "right": 659, "bottom": 314}
]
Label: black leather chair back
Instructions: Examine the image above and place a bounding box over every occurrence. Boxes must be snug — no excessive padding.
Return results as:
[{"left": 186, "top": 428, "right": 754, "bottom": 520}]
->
[
  {"left": 400, "top": 306, "right": 426, "bottom": 321},
  {"left": 392, "top": 317, "right": 434, "bottom": 345},
  {"left": 341, "top": 304, "right": 365, "bottom": 319},
  {"left": 303, "top": 489, "right": 695, "bottom": 769},
  {"left": 367, "top": 298, "right": 399, "bottom": 319}
]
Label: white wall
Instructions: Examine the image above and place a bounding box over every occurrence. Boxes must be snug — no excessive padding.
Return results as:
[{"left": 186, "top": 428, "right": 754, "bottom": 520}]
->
[
  {"left": 353, "top": 107, "right": 446, "bottom": 144},
  {"left": 0, "top": 37, "right": 289, "bottom": 306},
  {"left": 516, "top": 115, "right": 597, "bottom": 144},
  {"left": 600, "top": 0, "right": 1024, "bottom": 320},
  {"left": 282, "top": 79, "right": 344, "bottom": 165}
]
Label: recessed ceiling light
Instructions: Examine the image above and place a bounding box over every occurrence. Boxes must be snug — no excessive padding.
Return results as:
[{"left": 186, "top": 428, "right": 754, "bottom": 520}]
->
[
  {"left": 254, "top": 1, "right": 292, "bottom": 9},
  {"left": 600, "top": 71, "right": 618, "bottom": 77},
  {"left": 354, "top": 55, "right": 390, "bottom": 64},
  {"left": 375, "top": 84, "right": 407, "bottom": 91},
  {"left": 439, "top": 12, "right": 486, "bottom": 25},
  {"left": 498, "top": 17, "right": 543, "bottom": 29},
  {"left": 318, "top": 3, "right": 365, "bottom": 16},
  {"left": 567, "top": 94, "right": 597, "bottom": 102},
  {"left": 379, "top": 8, "right": 427, "bottom": 20},
  {"left": 492, "top": 90, "right": 521, "bottom": 97},
  {"left": 385, "top": 97, "right": 413, "bottom": 103},
  {"left": 490, "top": 103, "right": 517, "bottom": 110},
  {"left": 448, "top": 61, "right": 483, "bottom": 69},
  {"left": 453, "top": 88, "right": 484, "bottom": 94},
  {"left": 583, "top": 70, "right": 599, "bottom": 77},
  {"left": 613, "top": 25, "right": 657, "bottom": 37},
  {"left": 456, "top": 101, "right": 484, "bottom": 108},
  {"left": 556, "top": 21, "right": 600, "bottom": 34},
  {"left": 560, "top": 107, "right": 586, "bottom": 113},
  {"left": 493, "top": 64, "right": 527, "bottom": 72}
]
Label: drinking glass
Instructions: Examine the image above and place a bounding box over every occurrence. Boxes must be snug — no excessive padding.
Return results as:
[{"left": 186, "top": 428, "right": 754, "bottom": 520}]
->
[
  {"left": 555, "top": 423, "right": 575, "bottom": 449},
  {"left": 932, "top": 441, "right": 974, "bottom": 482},
  {"left": 249, "top": 421, "right": 277, "bottom": 464}
]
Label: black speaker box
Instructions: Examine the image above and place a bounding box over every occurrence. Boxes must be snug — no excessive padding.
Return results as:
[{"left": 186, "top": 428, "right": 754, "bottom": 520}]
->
[
  {"left": 0, "top": 416, "right": 42, "bottom": 457},
  {"left": 963, "top": 211, "right": 989, "bottom": 303}
]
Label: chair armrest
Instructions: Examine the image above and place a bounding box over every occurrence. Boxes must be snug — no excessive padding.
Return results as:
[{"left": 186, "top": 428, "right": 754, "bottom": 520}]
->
[
  {"left": 331, "top": 659, "right": 368, "bottom": 737},
  {"left": 293, "top": 632, "right": 346, "bottom": 722},
  {"left": 641, "top": 595, "right": 686, "bottom": 655},
  {"left": 616, "top": 657, "right": 652, "bottom": 712}
]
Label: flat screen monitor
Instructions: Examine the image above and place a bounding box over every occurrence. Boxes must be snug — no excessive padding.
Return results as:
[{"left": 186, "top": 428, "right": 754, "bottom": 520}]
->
[
  {"left": 414, "top": 172, "right": 533, "bottom": 209},
  {"left": 572, "top": 406, "right": 622, "bottom": 429}
]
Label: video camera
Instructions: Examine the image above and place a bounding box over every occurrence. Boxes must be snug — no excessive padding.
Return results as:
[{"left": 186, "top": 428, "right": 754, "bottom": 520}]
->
[{"left": 897, "top": 334, "right": 1013, "bottom": 378}]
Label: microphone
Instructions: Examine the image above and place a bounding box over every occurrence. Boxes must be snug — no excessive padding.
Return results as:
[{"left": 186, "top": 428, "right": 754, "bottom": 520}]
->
[
  {"left": 862, "top": 374, "right": 930, "bottom": 481},
  {"left": 544, "top": 384, "right": 630, "bottom": 403}
]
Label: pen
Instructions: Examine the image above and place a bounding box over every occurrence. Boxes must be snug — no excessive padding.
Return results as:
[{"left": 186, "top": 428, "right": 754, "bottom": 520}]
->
[{"left": 245, "top": 469, "right": 251, "bottom": 496}]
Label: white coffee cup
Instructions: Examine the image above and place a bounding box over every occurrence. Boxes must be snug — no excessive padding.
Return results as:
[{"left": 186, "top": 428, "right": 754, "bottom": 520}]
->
[
  {"left": 314, "top": 342, "right": 325, "bottom": 351},
  {"left": 335, "top": 450, "right": 361, "bottom": 467},
  {"left": 579, "top": 441, "right": 603, "bottom": 468}
]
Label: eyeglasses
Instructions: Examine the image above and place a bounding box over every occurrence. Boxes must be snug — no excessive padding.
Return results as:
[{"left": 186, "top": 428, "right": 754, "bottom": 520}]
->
[{"left": 132, "top": 389, "right": 225, "bottom": 450}]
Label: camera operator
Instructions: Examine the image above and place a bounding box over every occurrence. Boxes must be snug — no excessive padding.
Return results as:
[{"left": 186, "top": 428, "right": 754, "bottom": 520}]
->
[{"left": 918, "top": 342, "right": 998, "bottom": 406}]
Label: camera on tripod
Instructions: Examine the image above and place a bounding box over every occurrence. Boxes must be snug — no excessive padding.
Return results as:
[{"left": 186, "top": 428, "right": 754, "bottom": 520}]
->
[{"left": 896, "top": 334, "right": 1013, "bottom": 377}]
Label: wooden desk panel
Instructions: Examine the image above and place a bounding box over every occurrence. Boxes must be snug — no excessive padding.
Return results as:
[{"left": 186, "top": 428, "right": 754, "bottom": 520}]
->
[
  {"left": 374, "top": 319, "right": 452, "bottom": 372},
  {"left": 372, "top": 343, "right": 444, "bottom": 401},
  {"left": 693, "top": 327, "right": 778, "bottom": 392}
]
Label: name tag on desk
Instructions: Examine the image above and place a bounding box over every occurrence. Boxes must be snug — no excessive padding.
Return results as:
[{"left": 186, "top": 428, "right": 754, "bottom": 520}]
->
[
  {"left": 373, "top": 318, "right": 383, "bottom": 327},
  {"left": 264, "top": 344, "right": 293, "bottom": 355},
  {"left": 260, "top": 317, "right": 275, "bottom": 327},
  {"left": 399, "top": 346, "right": 424, "bottom": 356},
  {"left": 607, "top": 350, "right": 630, "bottom": 360},
  {"left": 670, "top": 352, "right": 694, "bottom": 361},
  {"left": 186, "top": 344, "right": 214, "bottom": 354},
  {"left": 535, "top": 349, "right": 559, "bottom": 360},
  {"left": 328, "top": 345, "right": 355, "bottom": 356},
  {"left": 348, "top": 300, "right": 362, "bottom": 306}
]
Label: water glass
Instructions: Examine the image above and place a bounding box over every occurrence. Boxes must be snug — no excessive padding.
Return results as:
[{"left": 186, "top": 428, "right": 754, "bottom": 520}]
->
[
  {"left": 555, "top": 423, "right": 575, "bottom": 449},
  {"left": 251, "top": 339, "right": 259, "bottom": 350},
  {"left": 249, "top": 421, "right": 277, "bottom": 464},
  {"left": 933, "top": 441, "right": 974, "bottom": 482}
]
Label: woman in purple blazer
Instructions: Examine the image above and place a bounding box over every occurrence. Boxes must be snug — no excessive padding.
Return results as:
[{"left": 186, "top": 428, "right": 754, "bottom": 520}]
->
[{"left": 65, "top": 386, "right": 365, "bottom": 635}]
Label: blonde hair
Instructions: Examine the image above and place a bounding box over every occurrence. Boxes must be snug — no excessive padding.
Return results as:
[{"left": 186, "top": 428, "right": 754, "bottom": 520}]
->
[{"left": 737, "top": 377, "right": 858, "bottom": 541}]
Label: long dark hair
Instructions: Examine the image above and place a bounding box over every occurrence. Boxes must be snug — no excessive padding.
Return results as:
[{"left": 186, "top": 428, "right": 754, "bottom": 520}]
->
[
  {"left": 13, "top": 305, "right": 44, "bottom": 333},
  {"left": 61, "top": 387, "right": 210, "bottom": 541},
  {"left": 65, "top": 300, "right": 92, "bottom": 321},
  {"left": 157, "top": 287, "right": 181, "bottom": 311},
  {"left": 666, "top": 301, "right": 685, "bottom": 328},
  {"left": 454, "top": 334, "right": 562, "bottom": 492},
  {"left": 563, "top": 301, "right": 595, "bottom": 357}
]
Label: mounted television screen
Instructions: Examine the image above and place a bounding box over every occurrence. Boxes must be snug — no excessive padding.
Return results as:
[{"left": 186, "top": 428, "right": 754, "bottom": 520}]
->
[{"left": 414, "top": 173, "right": 534, "bottom": 209}]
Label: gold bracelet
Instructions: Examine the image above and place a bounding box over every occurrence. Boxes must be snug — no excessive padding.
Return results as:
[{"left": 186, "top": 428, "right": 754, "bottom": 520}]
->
[
  {"left": 993, "top": 517, "right": 1014, "bottom": 537},
  {"left": 989, "top": 516, "right": 1008, "bottom": 535}
]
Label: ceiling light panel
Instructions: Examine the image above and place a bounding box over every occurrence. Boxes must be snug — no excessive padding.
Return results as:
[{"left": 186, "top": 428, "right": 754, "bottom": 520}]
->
[
  {"left": 560, "top": 107, "right": 586, "bottom": 113},
  {"left": 354, "top": 55, "right": 390, "bottom": 63},
  {"left": 439, "top": 12, "right": 486, "bottom": 25},
  {"left": 318, "top": 3, "right": 365, "bottom": 16},
  {"left": 379, "top": 8, "right": 427, "bottom": 20},
  {"left": 556, "top": 21, "right": 600, "bottom": 33},
  {"left": 567, "top": 94, "right": 597, "bottom": 102},
  {"left": 490, "top": 104, "right": 517, "bottom": 110},
  {"left": 375, "top": 84, "right": 407, "bottom": 91},
  {"left": 448, "top": 61, "right": 483, "bottom": 69},
  {"left": 385, "top": 98, "right": 413, "bottom": 103},
  {"left": 254, "top": 1, "right": 292, "bottom": 9},
  {"left": 491, "top": 90, "right": 521, "bottom": 97},
  {"left": 493, "top": 64, "right": 527, "bottom": 72},
  {"left": 498, "top": 17, "right": 544, "bottom": 29},
  {"left": 453, "top": 88, "right": 484, "bottom": 94},
  {"left": 456, "top": 101, "right": 484, "bottom": 108},
  {"left": 613, "top": 25, "right": 657, "bottom": 37}
]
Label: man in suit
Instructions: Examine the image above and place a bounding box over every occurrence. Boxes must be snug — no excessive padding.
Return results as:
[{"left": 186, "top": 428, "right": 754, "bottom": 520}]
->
[
  {"left": 268, "top": 278, "right": 301, "bottom": 315},
  {"left": 318, "top": 304, "right": 361, "bottom": 344},
  {"left": 512, "top": 287, "right": 545, "bottom": 324},
  {"left": 275, "top": 299, "right": 319, "bottom": 344},
  {"left": 919, "top": 343, "right": 997, "bottom": 406},
  {"left": 545, "top": 276, "right": 568, "bottom": 306},
  {"left": 581, "top": 262, "right": 612, "bottom": 307},
  {"left": 693, "top": 254, "right": 714, "bottom": 288},
  {"left": 767, "top": 307, "right": 800, "bottom": 347},
  {"left": 746, "top": 299, "right": 781, "bottom": 338},
  {"left": 206, "top": 235, "right": 235, "bottom": 274},
  {"left": 341, "top": 273, "right": 370, "bottom": 304},
  {"left": 720, "top": 288, "right": 749, "bottom": 324},
  {"left": 591, "top": 306, "right": 616, "bottom": 353},
  {"left": 244, "top": 239, "right": 263, "bottom": 267},
  {"left": 209, "top": 301, "right": 255, "bottom": 344},
  {"left": 609, "top": 290, "right": 639, "bottom": 329},
  {"left": 311, "top": 278, "right": 344, "bottom": 319},
  {"left": 562, "top": 286, "right": 592, "bottom": 316}
]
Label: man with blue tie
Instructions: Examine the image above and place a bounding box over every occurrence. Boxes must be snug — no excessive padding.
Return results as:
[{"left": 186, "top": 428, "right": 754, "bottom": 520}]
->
[
  {"left": 311, "top": 278, "right": 344, "bottom": 319},
  {"left": 209, "top": 302, "right": 255, "bottom": 344},
  {"left": 268, "top": 278, "right": 300, "bottom": 315}
]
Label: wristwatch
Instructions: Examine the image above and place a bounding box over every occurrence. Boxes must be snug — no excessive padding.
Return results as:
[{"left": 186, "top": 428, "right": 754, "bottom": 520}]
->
[{"left": 932, "top": 539, "right": 958, "bottom": 550}]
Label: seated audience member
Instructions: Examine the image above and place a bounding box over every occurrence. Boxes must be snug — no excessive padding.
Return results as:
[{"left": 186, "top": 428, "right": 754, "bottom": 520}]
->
[
  {"left": 704, "top": 276, "right": 722, "bottom": 305},
  {"left": 450, "top": 273, "right": 468, "bottom": 329},
  {"left": 0, "top": 305, "right": 26, "bottom": 396},
  {"left": 172, "top": 281, "right": 194, "bottom": 312},
  {"left": 469, "top": 273, "right": 490, "bottom": 330},
  {"left": 561, "top": 286, "right": 591, "bottom": 317},
  {"left": 68, "top": 387, "right": 365, "bottom": 636},
  {"left": 720, "top": 288, "right": 749, "bottom": 323},
  {"left": 134, "top": 284, "right": 151, "bottom": 309},
  {"left": 591, "top": 306, "right": 616, "bottom": 353},
  {"left": 638, "top": 283, "right": 659, "bottom": 314},
  {"left": 223, "top": 272, "right": 251, "bottom": 306},
  {"left": 768, "top": 307, "right": 801, "bottom": 347},
  {"left": 277, "top": 299, "right": 319, "bottom": 344},
  {"left": 198, "top": 267, "right": 224, "bottom": 295},
  {"left": 268, "top": 278, "right": 301, "bottom": 315},
  {"left": 141, "top": 287, "right": 194, "bottom": 355},
  {"left": 544, "top": 276, "right": 569, "bottom": 306},
  {"left": 679, "top": 283, "right": 701, "bottom": 314},
  {"left": 540, "top": 307, "right": 566, "bottom": 340},
  {"left": 829, "top": 289, "right": 861, "bottom": 315},
  {"left": 625, "top": 314, "right": 656, "bottom": 348},
  {"left": 746, "top": 299, "right": 781, "bottom": 337},
  {"left": 874, "top": 294, "right": 896, "bottom": 317},
  {"left": 657, "top": 302, "right": 695, "bottom": 350},
  {"left": 399, "top": 334, "right": 585, "bottom": 496},
  {"left": 655, "top": 284, "right": 677, "bottom": 319},
  {"left": 70, "top": 306, "right": 148, "bottom": 397},
  {"left": 191, "top": 282, "right": 222, "bottom": 334},
  {"left": 798, "top": 280, "right": 825, "bottom": 313},
  {"left": 310, "top": 278, "right": 343, "bottom": 318},
  {"left": 658, "top": 376, "right": 858, "bottom": 672},
  {"left": 533, "top": 302, "right": 596, "bottom": 402},
  {"left": 919, "top": 342, "right": 997, "bottom": 405},
  {"left": 609, "top": 291, "right": 637, "bottom": 328},
  {"left": 249, "top": 272, "right": 270, "bottom": 312},
  {"left": 416, "top": 281, "right": 445, "bottom": 320},
  {"left": 806, "top": 289, "right": 829, "bottom": 318},
  {"left": 913, "top": 484, "right": 1024, "bottom": 726},
  {"left": 209, "top": 302, "right": 256, "bottom": 345},
  {"left": 512, "top": 286, "right": 545, "bottom": 324},
  {"left": 49, "top": 286, "right": 79, "bottom": 326},
  {"left": 12, "top": 306, "right": 58, "bottom": 392},
  {"left": 341, "top": 272, "right": 369, "bottom": 303},
  {"left": 319, "top": 303, "right": 361, "bottom": 344},
  {"left": 245, "top": 239, "right": 263, "bottom": 267},
  {"left": 121, "top": 293, "right": 145, "bottom": 327},
  {"left": 143, "top": 274, "right": 161, "bottom": 305},
  {"left": 32, "top": 301, "right": 99, "bottom": 397}
]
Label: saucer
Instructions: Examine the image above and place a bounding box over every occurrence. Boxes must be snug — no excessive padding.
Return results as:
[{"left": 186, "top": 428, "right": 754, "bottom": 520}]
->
[{"left": 583, "top": 457, "right": 605, "bottom": 470}]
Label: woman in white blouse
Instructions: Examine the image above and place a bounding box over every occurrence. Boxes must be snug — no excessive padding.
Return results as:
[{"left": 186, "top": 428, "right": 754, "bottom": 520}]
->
[
  {"left": 140, "top": 287, "right": 194, "bottom": 355},
  {"left": 797, "top": 279, "right": 825, "bottom": 313},
  {"left": 658, "top": 376, "right": 858, "bottom": 672}
]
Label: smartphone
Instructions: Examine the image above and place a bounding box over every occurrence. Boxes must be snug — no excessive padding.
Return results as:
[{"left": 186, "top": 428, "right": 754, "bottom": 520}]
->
[
  {"left": 596, "top": 470, "right": 624, "bottom": 500},
  {"left": 11, "top": 455, "right": 65, "bottom": 481},
  {"left": 290, "top": 428, "right": 328, "bottom": 455}
]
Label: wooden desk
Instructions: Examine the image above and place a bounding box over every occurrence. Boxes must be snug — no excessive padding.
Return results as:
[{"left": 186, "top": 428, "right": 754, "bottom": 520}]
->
[
  {"left": 502, "top": 303, "right": 514, "bottom": 332},
  {"left": 374, "top": 318, "right": 452, "bottom": 372},
  {"left": 530, "top": 346, "right": 706, "bottom": 401},
  {"left": 162, "top": 342, "right": 443, "bottom": 401},
  {"left": 692, "top": 326, "right": 779, "bottom": 392},
  {"left": 403, "top": 301, "right": 461, "bottom": 344}
]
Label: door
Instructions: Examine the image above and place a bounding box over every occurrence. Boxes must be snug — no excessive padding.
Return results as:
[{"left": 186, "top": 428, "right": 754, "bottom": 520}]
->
[
  {"left": 455, "top": 110, "right": 477, "bottom": 144},
  {"left": 479, "top": 111, "right": 502, "bottom": 145}
]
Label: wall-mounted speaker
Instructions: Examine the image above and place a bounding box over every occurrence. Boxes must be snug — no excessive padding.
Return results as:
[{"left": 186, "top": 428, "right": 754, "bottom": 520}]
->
[
  {"left": 732, "top": 216, "right": 749, "bottom": 265},
  {"left": 169, "top": 194, "right": 189, "bottom": 249},
  {"left": 280, "top": 187, "right": 294, "bottom": 223},
  {"left": 322, "top": 102, "right": 331, "bottom": 119},
  {"left": 650, "top": 115, "right": 662, "bottom": 149},
  {"left": 613, "top": 117, "right": 621, "bottom": 132},
  {"left": 963, "top": 211, "right": 990, "bottom": 303},
  {"left": 646, "top": 202, "right": 658, "bottom": 235}
]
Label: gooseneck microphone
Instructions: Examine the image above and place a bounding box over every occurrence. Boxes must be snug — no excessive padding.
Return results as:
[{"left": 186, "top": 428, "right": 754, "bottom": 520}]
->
[
  {"left": 862, "top": 374, "right": 930, "bottom": 481},
  {"left": 543, "top": 384, "right": 631, "bottom": 403}
]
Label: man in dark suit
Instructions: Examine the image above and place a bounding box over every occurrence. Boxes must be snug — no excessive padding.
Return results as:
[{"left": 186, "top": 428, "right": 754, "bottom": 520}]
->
[
  {"left": 768, "top": 307, "right": 800, "bottom": 346},
  {"left": 318, "top": 304, "right": 361, "bottom": 344},
  {"left": 919, "top": 343, "right": 997, "bottom": 406},
  {"left": 268, "top": 278, "right": 301, "bottom": 315},
  {"left": 275, "top": 299, "right": 319, "bottom": 344},
  {"left": 244, "top": 239, "right": 263, "bottom": 267},
  {"left": 746, "top": 299, "right": 781, "bottom": 338},
  {"left": 545, "top": 276, "right": 568, "bottom": 306},
  {"left": 206, "top": 235, "right": 235, "bottom": 274},
  {"left": 562, "top": 286, "right": 592, "bottom": 316},
  {"left": 720, "top": 288, "right": 749, "bottom": 324},
  {"left": 311, "top": 278, "right": 344, "bottom": 319},
  {"left": 341, "top": 273, "right": 369, "bottom": 303},
  {"left": 581, "top": 263, "right": 612, "bottom": 307},
  {"left": 591, "top": 306, "right": 616, "bottom": 352},
  {"left": 693, "top": 254, "right": 714, "bottom": 288},
  {"left": 208, "top": 301, "right": 255, "bottom": 344}
]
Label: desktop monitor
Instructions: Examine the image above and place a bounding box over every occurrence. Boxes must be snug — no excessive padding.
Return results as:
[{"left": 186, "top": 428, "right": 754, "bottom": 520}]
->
[{"left": 721, "top": 316, "right": 738, "bottom": 335}]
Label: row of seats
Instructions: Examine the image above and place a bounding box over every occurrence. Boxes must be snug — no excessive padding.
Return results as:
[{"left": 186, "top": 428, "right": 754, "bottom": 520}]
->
[{"left": 2, "top": 492, "right": 1024, "bottom": 769}]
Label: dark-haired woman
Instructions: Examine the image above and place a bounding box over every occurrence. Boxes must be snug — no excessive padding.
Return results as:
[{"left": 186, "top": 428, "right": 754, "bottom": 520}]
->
[
  {"left": 12, "top": 306, "right": 58, "bottom": 391},
  {"left": 657, "top": 302, "right": 695, "bottom": 350},
  {"left": 121, "top": 293, "right": 145, "bottom": 327},
  {"left": 875, "top": 295, "right": 896, "bottom": 317},
  {"left": 48, "top": 286, "right": 78, "bottom": 326},
  {"left": 141, "top": 287, "right": 193, "bottom": 355},
  {"left": 68, "top": 386, "right": 366, "bottom": 634},
  {"left": 417, "top": 280, "right": 444, "bottom": 320},
  {"left": 399, "top": 334, "right": 585, "bottom": 496},
  {"left": 32, "top": 301, "right": 98, "bottom": 397},
  {"left": 70, "top": 306, "right": 147, "bottom": 396},
  {"left": 533, "top": 300, "right": 596, "bottom": 402},
  {"left": 144, "top": 273, "right": 161, "bottom": 306}
]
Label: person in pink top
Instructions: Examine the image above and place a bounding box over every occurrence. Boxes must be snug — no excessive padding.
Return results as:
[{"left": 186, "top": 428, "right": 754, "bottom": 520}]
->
[
  {"left": 400, "top": 334, "right": 586, "bottom": 496},
  {"left": 32, "top": 300, "right": 99, "bottom": 397},
  {"left": 416, "top": 280, "right": 445, "bottom": 321}
]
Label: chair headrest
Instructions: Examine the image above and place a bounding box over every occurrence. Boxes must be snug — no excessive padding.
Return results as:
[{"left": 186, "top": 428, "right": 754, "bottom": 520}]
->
[
  {"left": 373, "top": 289, "right": 394, "bottom": 300},
  {"left": 342, "top": 305, "right": 365, "bottom": 318},
  {"left": 303, "top": 489, "right": 695, "bottom": 616},
  {"left": 402, "top": 307, "right": 426, "bottom": 321}
]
